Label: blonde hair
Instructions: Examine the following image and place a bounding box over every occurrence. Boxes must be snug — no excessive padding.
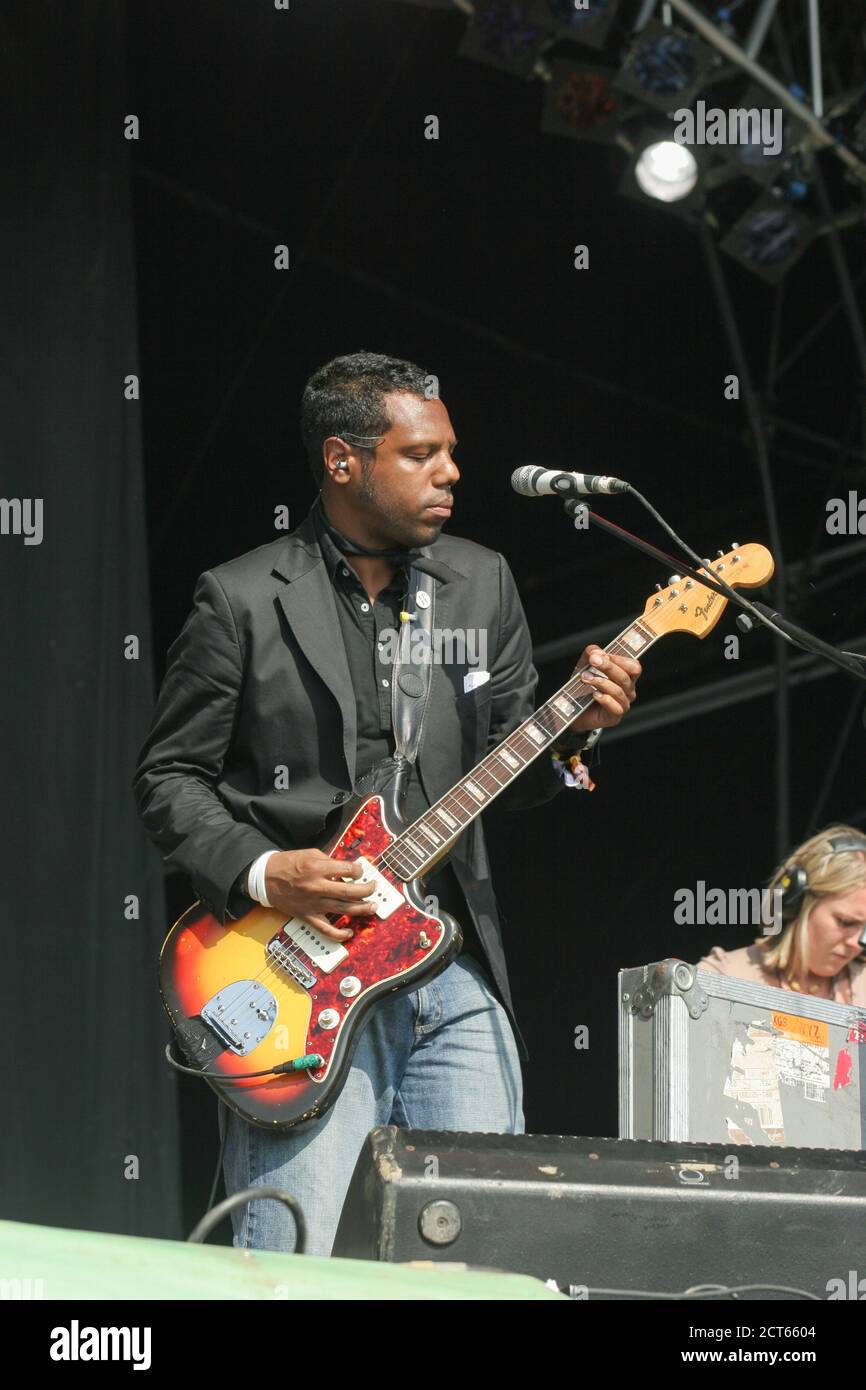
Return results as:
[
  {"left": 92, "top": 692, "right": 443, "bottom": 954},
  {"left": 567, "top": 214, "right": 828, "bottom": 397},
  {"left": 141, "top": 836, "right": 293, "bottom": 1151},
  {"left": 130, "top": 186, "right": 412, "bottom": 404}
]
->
[{"left": 758, "top": 823, "right": 866, "bottom": 982}]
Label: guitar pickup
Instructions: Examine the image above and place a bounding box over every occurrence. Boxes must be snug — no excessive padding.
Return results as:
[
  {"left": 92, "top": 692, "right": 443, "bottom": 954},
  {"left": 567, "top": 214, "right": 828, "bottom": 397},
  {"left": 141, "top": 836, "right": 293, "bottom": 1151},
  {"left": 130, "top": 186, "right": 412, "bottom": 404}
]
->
[{"left": 342, "top": 857, "right": 404, "bottom": 918}]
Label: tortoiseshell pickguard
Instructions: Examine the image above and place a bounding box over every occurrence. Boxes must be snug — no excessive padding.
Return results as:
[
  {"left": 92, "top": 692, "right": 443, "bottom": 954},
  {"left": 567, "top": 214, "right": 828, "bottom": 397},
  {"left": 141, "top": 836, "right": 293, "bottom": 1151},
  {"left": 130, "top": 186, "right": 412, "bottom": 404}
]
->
[{"left": 300, "top": 797, "right": 445, "bottom": 1078}]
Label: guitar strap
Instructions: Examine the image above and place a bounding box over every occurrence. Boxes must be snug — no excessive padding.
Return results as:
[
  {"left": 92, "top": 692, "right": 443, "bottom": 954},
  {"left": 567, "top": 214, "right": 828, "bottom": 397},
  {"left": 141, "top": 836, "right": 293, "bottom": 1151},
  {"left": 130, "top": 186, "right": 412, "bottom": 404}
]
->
[
  {"left": 391, "top": 564, "right": 436, "bottom": 767},
  {"left": 345, "top": 565, "right": 438, "bottom": 812}
]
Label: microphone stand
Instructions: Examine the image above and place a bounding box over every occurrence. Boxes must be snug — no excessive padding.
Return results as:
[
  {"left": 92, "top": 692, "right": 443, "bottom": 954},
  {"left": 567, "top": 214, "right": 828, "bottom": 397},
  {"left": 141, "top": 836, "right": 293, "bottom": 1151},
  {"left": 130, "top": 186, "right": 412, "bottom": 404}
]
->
[{"left": 566, "top": 500, "right": 866, "bottom": 685}]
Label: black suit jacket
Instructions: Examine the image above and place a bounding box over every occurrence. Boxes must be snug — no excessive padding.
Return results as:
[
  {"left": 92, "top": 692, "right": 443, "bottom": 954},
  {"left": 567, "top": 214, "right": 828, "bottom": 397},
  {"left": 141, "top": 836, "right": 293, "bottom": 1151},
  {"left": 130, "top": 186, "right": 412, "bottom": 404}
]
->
[{"left": 133, "top": 504, "right": 572, "bottom": 1059}]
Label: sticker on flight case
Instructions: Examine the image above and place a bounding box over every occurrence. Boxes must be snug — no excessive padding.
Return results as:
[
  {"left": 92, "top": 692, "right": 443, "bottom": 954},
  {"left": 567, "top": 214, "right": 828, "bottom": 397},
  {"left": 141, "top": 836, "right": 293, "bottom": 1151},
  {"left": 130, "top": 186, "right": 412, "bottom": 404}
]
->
[
  {"left": 771, "top": 1012, "right": 829, "bottom": 1048},
  {"left": 723, "top": 1025, "right": 785, "bottom": 1145},
  {"left": 833, "top": 1047, "right": 854, "bottom": 1090},
  {"left": 771, "top": 1012, "right": 830, "bottom": 1101}
]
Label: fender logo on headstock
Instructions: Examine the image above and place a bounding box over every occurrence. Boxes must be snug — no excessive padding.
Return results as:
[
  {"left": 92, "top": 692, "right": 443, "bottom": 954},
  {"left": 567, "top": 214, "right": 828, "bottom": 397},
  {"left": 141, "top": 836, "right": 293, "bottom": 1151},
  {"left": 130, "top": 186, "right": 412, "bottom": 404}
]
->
[{"left": 695, "top": 592, "right": 717, "bottom": 623}]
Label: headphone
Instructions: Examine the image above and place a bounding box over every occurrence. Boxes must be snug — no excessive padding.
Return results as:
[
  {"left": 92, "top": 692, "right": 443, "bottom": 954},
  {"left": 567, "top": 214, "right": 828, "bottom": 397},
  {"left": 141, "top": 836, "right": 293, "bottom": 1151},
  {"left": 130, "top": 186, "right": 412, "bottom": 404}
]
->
[{"left": 778, "top": 833, "right": 866, "bottom": 923}]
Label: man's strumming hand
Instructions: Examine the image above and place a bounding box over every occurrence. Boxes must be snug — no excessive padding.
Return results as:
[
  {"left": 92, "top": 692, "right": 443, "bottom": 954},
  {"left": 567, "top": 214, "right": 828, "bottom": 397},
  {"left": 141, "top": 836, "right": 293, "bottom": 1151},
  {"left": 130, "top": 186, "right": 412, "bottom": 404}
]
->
[{"left": 263, "top": 849, "right": 377, "bottom": 940}]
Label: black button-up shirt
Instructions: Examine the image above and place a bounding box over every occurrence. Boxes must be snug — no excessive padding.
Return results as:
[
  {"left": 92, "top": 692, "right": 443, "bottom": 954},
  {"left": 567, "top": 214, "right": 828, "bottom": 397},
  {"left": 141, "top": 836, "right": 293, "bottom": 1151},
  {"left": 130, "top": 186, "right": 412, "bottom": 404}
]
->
[{"left": 314, "top": 514, "right": 488, "bottom": 971}]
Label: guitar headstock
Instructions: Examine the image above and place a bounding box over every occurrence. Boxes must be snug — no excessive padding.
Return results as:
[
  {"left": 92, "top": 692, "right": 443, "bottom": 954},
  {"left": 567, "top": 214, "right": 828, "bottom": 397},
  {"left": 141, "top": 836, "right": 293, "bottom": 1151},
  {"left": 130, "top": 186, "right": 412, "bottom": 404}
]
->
[{"left": 641, "top": 543, "right": 775, "bottom": 639}]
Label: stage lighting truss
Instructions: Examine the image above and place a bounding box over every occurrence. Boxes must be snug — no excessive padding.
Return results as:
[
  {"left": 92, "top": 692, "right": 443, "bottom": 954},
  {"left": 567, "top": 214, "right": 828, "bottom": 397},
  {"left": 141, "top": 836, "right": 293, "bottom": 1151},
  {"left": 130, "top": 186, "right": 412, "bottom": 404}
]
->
[{"left": 404, "top": 0, "right": 865, "bottom": 286}]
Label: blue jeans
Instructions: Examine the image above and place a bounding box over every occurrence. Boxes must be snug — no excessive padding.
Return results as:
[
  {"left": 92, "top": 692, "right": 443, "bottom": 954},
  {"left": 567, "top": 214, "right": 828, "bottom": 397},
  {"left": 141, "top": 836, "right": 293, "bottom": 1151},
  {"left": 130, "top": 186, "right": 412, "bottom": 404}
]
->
[{"left": 217, "top": 953, "right": 525, "bottom": 1255}]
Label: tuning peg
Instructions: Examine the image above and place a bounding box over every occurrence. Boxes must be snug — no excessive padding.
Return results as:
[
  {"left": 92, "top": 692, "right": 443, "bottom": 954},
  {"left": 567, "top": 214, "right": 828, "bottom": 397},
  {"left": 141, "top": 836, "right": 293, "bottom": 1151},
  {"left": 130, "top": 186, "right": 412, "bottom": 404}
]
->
[
  {"left": 736, "top": 614, "right": 754, "bottom": 634},
  {"left": 654, "top": 582, "right": 663, "bottom": 592},
  {"left": 668, "top": 574, "right": 682, "bottom": 584},
  {"left": 716, "top": 550, "right": 724, "bottom": 558},
  {"left": 731, "top": 541, "right": 739, "bottom": 549}
]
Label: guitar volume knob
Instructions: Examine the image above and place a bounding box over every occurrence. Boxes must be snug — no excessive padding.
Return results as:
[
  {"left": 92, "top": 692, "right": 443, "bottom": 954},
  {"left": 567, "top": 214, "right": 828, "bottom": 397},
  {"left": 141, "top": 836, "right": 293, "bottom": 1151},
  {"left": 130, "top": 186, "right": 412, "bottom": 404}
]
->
[
  {"left": 318, "top": 1009, "right": 340, "bottom": 1030},
  {"left": 339, "top": 976, "right": 361, "bottom": 997}
]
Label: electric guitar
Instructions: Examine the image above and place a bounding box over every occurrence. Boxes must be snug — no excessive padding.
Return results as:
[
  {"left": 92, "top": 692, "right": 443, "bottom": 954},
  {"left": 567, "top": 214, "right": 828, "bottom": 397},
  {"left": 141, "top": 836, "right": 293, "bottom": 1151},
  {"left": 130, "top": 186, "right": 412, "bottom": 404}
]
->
[{"left": 160, "top": 543, "right": 774, "bottom": 1130}]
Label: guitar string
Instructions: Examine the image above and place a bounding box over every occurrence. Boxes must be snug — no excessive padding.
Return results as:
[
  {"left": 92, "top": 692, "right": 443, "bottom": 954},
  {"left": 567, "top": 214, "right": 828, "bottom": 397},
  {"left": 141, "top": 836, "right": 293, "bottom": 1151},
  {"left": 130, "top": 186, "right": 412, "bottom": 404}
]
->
[{"left": 377, "top": 624, "right": 658, "bottom": 878}]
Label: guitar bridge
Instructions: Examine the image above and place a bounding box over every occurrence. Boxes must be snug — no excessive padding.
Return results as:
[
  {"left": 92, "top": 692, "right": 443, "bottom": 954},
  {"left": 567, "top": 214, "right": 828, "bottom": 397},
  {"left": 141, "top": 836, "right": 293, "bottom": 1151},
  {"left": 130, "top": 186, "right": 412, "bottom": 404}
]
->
[
  {"left": 201, "top": 979, "right": 278, "bottom": 1055},
  {"left": 266, "top": 938, "right": 317, "bottom": 987}
]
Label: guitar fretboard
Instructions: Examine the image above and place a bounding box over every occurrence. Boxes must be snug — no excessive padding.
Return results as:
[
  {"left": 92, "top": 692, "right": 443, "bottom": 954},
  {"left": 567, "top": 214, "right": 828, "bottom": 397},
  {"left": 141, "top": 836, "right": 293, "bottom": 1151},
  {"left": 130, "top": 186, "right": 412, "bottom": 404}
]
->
[{"left": 380, "top": 616, "right": 659, "bottom": 881}]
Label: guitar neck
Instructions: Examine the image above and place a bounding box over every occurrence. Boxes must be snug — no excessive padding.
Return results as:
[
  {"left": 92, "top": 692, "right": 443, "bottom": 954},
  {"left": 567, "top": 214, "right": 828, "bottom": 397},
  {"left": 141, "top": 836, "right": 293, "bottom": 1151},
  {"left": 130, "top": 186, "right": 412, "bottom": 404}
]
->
[{"left": 380, "top": 615, "right": 660, "bottom": 882}]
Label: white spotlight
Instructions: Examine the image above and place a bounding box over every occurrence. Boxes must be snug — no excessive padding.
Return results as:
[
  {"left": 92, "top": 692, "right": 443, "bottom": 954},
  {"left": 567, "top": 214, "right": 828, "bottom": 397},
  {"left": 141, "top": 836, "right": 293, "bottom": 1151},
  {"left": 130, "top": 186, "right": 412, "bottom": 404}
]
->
[{"left": 634, "top": 141, "right": 698, "bottom": 203}]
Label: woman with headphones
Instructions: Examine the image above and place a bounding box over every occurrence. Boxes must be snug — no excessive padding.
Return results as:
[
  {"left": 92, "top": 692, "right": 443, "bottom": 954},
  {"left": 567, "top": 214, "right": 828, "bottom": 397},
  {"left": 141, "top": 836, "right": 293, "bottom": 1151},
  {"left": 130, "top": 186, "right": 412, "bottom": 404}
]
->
[{"left": 697, "top": 825, "right": 866, "bottom": 1005}]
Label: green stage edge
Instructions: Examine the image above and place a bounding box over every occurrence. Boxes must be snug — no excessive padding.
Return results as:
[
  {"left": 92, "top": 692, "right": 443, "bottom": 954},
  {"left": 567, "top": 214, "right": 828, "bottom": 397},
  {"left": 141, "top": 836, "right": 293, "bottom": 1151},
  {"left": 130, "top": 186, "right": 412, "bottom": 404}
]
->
[{"left": 0, "top": 1219, "right": 565, "bottom": 1301}]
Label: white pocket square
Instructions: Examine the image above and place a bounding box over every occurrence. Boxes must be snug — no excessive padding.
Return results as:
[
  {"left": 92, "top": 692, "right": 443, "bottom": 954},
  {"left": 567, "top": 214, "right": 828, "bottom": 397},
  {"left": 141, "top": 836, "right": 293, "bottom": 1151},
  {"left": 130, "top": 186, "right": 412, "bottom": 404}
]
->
[{"left": 463, "top": 670, "right": 490, "bottom": 694}]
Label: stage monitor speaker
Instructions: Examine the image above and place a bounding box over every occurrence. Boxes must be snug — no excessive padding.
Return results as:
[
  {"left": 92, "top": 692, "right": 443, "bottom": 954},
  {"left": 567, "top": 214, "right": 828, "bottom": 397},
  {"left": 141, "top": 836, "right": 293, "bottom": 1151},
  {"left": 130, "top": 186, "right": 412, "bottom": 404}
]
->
[{"left": 333, "top": 1128, "right": 866, "bottom": 1297}]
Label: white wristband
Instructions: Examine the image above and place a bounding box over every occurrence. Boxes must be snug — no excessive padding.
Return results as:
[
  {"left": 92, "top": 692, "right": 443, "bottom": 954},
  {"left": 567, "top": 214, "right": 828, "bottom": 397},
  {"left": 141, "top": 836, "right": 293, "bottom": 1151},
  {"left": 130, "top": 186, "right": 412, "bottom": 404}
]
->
[{"left": 246, "top": 850, "right": 278, "bottom": 908}]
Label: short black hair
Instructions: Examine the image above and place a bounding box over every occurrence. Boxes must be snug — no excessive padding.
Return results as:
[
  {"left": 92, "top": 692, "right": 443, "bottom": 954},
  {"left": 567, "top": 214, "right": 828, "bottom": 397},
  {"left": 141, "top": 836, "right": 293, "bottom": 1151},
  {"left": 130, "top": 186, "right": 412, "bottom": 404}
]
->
[{"left": 301, "top": 350, "right": 431, "bottom": 486}]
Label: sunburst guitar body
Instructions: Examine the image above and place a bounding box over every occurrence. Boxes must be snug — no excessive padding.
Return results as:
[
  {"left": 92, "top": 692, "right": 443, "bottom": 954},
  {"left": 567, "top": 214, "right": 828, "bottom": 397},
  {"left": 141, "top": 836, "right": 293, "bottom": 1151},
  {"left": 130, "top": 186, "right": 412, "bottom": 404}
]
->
[{"left": 161, "top": 788, "right": 460, "bottom": 1131}]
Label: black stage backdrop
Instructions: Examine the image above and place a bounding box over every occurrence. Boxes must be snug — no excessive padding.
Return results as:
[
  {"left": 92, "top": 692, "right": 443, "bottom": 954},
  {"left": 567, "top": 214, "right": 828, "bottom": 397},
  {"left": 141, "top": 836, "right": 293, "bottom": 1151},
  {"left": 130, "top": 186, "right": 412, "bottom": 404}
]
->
[
  {"left": 0, "top": 1, "right": 183, "bottom": 1238},
  {"left": 3, "top": 0, "right": 865, "bottom": 1243}
]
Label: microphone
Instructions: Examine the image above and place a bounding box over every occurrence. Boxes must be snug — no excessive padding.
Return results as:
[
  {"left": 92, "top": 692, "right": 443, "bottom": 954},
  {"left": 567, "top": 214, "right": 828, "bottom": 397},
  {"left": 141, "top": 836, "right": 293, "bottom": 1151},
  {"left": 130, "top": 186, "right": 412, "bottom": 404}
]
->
[{"left": 511, "top": 466, "right": 630, "bottom": 498}]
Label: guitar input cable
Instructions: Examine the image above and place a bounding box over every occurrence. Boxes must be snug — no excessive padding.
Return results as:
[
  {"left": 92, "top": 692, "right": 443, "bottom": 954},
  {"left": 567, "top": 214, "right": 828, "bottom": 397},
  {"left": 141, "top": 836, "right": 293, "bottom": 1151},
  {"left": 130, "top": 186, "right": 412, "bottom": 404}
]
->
[{"left": 164, "top": 1040, "right": 324, "bottom": 1081}]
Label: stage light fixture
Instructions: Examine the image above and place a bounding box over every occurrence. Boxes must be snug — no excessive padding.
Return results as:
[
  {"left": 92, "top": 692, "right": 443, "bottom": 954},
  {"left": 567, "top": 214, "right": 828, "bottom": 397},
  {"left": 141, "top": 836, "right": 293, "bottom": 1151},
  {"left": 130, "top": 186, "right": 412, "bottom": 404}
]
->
[
  {"left": 708, "top": 83, "right": 808, "bottom": 188},
  {"left": 634, "top": 139, "right": 699, "bottom": 202},
  {"left": 530, "top": 0, "right": 619, "bottom": 49},
  {"left": 540, "top": 59, "right": 625, "bottom": 145},
  {"left": 618, "top": 125, "right": 707, "bottom": 216},
  {"left": 458, "top": 0, "right": 551, "bottom": 76},
  {"left": 720, "top": 192, "right": 814, "bottom": 284},
  {"left": 615, "top": 19, "right": 716, "bottom": 114}
]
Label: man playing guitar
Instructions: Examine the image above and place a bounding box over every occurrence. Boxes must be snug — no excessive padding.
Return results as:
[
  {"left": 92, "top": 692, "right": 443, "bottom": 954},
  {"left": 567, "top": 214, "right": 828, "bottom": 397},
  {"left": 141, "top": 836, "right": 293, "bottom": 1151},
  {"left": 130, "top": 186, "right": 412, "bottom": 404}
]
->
[{"left": 134, "top": 351, "right": 641, "bottom": 1255}]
